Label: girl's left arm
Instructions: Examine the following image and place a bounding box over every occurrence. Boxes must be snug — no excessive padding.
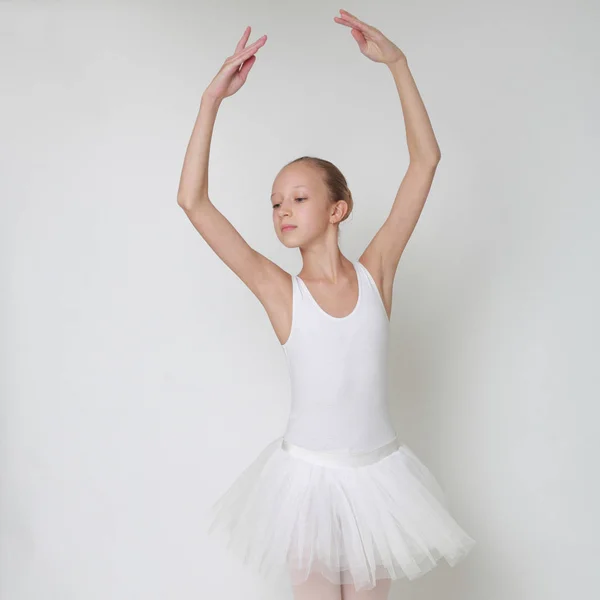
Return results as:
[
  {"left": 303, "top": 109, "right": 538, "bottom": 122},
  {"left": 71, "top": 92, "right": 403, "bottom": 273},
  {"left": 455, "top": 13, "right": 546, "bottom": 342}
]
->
[
  {"left": 367, "top": 58, "right": 441, "bottom": 286},
  {"left": 334, "top": 10, "right": 441, "bottom": 300}
]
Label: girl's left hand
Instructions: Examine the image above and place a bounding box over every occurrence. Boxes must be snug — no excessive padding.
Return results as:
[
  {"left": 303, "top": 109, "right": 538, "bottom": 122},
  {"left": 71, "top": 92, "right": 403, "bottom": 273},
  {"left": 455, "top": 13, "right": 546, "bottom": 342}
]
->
[{"left": 334, "top": 9, "right": 406, "bottom": 66}]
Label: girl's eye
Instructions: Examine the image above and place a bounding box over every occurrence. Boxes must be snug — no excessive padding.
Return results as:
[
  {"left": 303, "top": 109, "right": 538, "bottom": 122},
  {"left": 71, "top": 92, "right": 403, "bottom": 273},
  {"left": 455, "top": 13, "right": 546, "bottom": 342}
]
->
[{"left": 272, "top": 198, "right": 306, "bottom": 209}]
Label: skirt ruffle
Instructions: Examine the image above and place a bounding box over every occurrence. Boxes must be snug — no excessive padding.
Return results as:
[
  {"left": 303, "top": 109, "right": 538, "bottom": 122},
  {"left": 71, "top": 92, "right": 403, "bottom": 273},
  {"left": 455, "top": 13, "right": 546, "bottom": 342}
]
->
[{"left": 207, "top": 436, "right": 476, "bottom": 592}]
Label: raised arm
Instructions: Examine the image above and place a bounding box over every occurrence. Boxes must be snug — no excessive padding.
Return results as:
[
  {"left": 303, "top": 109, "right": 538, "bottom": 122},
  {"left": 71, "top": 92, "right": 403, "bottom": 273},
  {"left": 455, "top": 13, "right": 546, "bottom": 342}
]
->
[
  {"left": 177, "top": 92, "right": 263, "bottom": 284},
  {"left": 177, "top": 28, "right": 290, "bottom": 315},
  {"left": 363, "top": 58, "right": 440, "bottom": 297},
  {"left": 334, "top": 10, "right": 441, "bottom": 317}
]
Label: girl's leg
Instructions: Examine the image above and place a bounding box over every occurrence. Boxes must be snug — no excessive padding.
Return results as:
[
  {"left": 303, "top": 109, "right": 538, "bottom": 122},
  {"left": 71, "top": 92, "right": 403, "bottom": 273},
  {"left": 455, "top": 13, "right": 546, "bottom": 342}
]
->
[
  {"left": 290, "top": 570, "right": 342, "bottom": 600},
  {"left": 341, "top": 577, "right": 392, "bottom": 600}
]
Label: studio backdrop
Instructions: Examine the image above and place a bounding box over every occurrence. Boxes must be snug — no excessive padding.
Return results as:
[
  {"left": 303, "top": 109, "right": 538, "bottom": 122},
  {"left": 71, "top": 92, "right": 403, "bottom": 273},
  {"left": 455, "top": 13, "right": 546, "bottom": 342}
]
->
[{"left": 1, "top": 1, "right": 598, "bottom": 599}]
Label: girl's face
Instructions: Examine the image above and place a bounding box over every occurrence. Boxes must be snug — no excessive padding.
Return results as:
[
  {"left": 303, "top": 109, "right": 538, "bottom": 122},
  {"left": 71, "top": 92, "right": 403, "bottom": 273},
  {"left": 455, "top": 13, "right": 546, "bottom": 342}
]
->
[{"left": 271, "top": 163, "right": 338, "bottom": 248}]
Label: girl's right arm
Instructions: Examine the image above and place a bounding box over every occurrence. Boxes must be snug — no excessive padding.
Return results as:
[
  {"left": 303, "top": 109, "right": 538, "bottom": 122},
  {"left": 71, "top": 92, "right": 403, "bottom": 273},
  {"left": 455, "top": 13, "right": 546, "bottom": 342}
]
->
[
  {"left": 177, "top": 92, "right": 263, "bottom": 286},
  {"left": 177, "top": 28, "right": 292, "bottom": 345}
]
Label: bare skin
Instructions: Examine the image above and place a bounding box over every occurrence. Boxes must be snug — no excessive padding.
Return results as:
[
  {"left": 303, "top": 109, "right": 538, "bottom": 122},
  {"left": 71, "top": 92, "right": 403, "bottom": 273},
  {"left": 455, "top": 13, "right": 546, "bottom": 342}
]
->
[{"left": 177, "top": 10, "right": 440, "bottom": 345}]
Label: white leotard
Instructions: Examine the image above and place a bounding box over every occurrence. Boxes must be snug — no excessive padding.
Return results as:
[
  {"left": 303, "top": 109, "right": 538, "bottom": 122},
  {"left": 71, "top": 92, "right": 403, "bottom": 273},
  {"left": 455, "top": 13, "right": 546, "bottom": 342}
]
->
[{"left": 281, "top": 260, "right": 398, "bottom": 453}]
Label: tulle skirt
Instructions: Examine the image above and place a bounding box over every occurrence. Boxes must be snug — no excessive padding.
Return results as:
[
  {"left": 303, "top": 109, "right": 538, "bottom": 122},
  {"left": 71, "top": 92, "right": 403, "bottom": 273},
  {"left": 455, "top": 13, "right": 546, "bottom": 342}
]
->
[{"left": 207, "top": 435, "right": 476, "bottom": 592}]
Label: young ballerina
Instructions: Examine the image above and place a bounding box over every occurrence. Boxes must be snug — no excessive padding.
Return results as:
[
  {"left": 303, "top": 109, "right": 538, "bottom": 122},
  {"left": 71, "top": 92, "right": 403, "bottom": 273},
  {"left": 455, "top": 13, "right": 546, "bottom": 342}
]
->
[{"left": 177, "top": 9, "right": 475, "bottom": 599}]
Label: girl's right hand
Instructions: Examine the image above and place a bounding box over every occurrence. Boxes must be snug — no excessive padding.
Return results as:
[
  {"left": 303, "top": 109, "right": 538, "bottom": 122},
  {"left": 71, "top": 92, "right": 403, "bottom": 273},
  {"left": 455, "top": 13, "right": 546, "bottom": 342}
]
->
[{"left": 204, "top": 27, "right": 267, "bottom": 102}]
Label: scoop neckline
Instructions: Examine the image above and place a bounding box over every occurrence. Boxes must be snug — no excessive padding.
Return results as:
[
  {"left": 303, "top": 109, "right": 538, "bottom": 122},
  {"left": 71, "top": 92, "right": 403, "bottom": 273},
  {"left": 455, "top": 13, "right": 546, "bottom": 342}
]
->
[{"left": 296, "top": 261, "right": 362, "bottom": 321}]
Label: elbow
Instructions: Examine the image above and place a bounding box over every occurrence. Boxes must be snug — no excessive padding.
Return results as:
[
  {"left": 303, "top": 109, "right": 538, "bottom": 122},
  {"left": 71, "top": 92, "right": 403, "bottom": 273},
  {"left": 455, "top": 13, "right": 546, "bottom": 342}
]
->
[
  {"left": 177, "top": 189, "right": 197, "bottom": 210},
  {"left": 177, "top": 195, "right": 191, "bottom": 211},
  {"left": 410, "top": 150, "right": 441, "bottom": 168},
  {"left": 177, "top": 193, "right": 209, "bottom": 212},
  {"left": 428, "top": 150, "right": 442, "bottom": 165}
]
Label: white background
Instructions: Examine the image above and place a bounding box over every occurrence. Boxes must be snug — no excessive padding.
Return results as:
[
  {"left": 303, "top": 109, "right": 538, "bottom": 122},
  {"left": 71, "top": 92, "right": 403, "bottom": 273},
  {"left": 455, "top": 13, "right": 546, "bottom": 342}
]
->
[{"left": 2, "top": 1, "right": 598, "bottom": 599}]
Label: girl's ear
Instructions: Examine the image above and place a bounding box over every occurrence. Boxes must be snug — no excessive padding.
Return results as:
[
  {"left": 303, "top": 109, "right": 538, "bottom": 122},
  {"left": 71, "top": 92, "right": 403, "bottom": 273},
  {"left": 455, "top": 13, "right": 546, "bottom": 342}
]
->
[{"left": 330, "top": 200, "right": 348, "bottom": 224}]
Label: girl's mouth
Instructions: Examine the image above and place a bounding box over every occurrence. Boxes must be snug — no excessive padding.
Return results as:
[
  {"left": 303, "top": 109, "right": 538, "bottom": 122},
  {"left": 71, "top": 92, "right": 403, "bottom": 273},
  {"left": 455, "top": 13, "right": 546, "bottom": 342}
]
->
[{"left": 282, "top": 225, "right": 297, "bottom": 232}]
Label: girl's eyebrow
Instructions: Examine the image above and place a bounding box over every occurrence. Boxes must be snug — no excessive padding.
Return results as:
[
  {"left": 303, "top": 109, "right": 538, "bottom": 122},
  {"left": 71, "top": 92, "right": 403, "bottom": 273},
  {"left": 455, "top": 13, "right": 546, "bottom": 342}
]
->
[{"left": 271, "top": 185, "right": 308, "bottom": 198}]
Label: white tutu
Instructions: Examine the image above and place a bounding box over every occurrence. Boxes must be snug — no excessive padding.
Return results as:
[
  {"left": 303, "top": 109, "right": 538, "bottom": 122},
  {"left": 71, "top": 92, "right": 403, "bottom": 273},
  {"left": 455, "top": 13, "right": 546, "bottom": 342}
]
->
[{"left": 207, "top": 435, "right": 476, "bottom": 592}]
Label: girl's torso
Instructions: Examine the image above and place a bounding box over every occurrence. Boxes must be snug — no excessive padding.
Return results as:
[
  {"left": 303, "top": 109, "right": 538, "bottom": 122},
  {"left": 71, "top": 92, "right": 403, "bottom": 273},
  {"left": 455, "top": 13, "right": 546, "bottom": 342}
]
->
[{"left": 281, "top": 260, "right": 397, "bottom": 453}]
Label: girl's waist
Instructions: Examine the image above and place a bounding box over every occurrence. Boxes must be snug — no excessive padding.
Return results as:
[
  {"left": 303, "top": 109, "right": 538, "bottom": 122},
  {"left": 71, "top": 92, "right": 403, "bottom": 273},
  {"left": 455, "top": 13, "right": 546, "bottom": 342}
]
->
[{"left": 280, "top": 435, "right": 400, "bottom": 468}]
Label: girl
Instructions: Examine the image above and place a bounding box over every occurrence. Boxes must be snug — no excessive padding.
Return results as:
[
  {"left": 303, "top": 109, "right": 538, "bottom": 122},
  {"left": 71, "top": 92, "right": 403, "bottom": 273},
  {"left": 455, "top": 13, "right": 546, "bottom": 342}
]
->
[{"left": 177, "top": 9, "right": 475, "bottom": 600}]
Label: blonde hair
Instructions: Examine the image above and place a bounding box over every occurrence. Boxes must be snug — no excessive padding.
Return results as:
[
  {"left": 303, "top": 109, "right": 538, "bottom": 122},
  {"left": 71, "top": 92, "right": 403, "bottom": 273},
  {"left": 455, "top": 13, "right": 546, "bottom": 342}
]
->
[{"left": 284, "top": 156, "right": 354, "bottom": 224}]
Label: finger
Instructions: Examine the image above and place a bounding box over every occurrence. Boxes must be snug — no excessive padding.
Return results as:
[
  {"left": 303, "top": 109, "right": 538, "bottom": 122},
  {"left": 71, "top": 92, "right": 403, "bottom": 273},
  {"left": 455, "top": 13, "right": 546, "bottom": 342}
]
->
[
  {"left": 238, "top": 54, "right": 256, "bottom": 81},
  {"left": 339, "top": 9, "right": 364, "bottom": 23},
  {"left": 334, "top": 16, "right": 369, "bottom": 34},
  {"left": 338, "top": 10, "right": 375, "bottom": 33},
  {"left": 230, "top": 35, "right": 267, "bottom": 64},
  {"left": 235, "top": 26, "right": 251, "bottom": 53},
  {"left": 333, "top": 16, "right": 357, "bottom": 29},
  {"left": 236, "top": 35, "right": 265, "bottom": 57},
  {"left": 351, "top": 28, "right": 367, "bottom": 51},
  {"left": 334, "top": 16, "right": 371, "bottom": 39}
]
